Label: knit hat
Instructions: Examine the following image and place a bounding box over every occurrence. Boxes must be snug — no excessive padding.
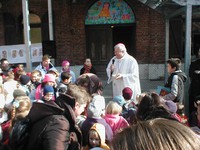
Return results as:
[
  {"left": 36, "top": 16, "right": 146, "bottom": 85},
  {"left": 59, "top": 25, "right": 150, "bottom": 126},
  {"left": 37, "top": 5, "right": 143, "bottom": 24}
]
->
[
  {"left": 122, "top": 87, "right": 133, "bottom": 100},
  {"left": 43, "top": 74, "right": 55, "bottom": 83},
  {"left": 113, "top": 95, "right": 125, "bottom": 107},
  {"left": 165, "top": 100, "right": 177, "bottom": 114},
  {"left": 62, "top": 60, "right": 70, "bottom": 67},
  {"left": 87, "top": 98, "right": 104, "bottom": 118},
  {"left": 43, "top": 85, "right": 54, "bottom": 95},
  {"left": 13, "top": 89, "right": 27, "bottom": 99},
  {"left": 19, "top": 75, "right": 30, "bottom": 85}
]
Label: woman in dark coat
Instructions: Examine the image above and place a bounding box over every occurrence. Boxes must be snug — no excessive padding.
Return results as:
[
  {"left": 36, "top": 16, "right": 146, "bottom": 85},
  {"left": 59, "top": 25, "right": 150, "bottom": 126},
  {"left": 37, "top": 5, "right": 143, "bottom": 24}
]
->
[{"left": 80, "top": 58, "right": 96, "bottom": 75}]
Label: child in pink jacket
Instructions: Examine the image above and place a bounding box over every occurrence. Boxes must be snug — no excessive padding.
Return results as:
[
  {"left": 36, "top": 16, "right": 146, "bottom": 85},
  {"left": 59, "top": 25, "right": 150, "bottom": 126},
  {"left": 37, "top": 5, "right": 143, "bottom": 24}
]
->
[{"left": 104, "top": 101, "right": 129, "bottom": 135}]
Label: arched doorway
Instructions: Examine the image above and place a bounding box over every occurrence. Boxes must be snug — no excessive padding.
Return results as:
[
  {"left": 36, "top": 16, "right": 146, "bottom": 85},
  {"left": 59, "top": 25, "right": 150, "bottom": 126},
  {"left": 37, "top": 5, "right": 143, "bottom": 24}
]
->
[{"left": 85, "top": 0, "right": 136, "bottom": 77}]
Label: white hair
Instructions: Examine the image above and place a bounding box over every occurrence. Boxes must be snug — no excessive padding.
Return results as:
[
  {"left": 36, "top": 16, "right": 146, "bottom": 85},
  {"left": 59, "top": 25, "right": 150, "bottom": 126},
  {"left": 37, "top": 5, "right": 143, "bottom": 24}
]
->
[{"left": 114, "top": 43, "right": 127, "bottom": 52}]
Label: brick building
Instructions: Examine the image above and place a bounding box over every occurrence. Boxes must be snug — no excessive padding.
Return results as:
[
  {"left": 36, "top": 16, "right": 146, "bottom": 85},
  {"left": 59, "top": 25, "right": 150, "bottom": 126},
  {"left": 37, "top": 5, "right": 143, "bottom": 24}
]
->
[
  {"left": 0, "top": 0, "right": 165, "bottom": 67},
  {"left": 1, "top": 0, "right": 199, "bottom": 79}
]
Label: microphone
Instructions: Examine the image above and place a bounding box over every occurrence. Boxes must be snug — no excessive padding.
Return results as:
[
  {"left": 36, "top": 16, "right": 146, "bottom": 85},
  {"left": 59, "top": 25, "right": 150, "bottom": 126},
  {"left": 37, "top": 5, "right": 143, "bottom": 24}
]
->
[
  {"left": 112, "top": 59, "right": 115, "bottom": 64},
  {"left": 111, "top": 59, "right": 115, "bottom": 76}
]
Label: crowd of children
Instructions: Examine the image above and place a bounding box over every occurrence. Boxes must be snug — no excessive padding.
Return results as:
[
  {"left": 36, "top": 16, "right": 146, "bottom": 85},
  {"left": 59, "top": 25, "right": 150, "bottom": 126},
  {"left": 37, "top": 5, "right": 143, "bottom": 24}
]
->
[{"left": 0, "top": 56, "right": 199, "bottom": 150}]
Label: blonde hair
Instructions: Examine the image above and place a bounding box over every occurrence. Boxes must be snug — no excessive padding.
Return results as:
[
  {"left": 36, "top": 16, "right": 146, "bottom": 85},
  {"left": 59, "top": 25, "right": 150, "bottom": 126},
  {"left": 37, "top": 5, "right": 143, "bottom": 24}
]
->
[
  {"left": 111, "top": 118, "right": 200, "bottom": 150},
  {"left": 11, "top": 96, "right": 31, "bottom": 123},
  {"left": 106, "top": 101, "right": 122, "bottom": 115}
]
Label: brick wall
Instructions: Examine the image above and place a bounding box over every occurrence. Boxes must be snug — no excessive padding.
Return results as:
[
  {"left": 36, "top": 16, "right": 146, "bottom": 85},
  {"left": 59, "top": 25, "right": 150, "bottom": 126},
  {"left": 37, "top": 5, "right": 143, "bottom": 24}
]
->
[
  {"left": 53, "top": 1, "right": 89, "bottom": 66},
  {"left": 130, "top": 1, "right": 165, "bottom": 63}
]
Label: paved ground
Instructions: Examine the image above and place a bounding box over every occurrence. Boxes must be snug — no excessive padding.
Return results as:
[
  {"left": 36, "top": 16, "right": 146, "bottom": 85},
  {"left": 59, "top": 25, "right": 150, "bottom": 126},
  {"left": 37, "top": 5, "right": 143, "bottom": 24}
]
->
[{"left": 102, "top": 79, "right": 164, "bottom": 103}]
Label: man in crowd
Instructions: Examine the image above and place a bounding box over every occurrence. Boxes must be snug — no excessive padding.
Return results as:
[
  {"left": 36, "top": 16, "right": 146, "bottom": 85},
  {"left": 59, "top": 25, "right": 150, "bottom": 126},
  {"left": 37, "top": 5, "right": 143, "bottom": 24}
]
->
[{"left": 34, "top": 54, "right": 57, "bottom": 79}]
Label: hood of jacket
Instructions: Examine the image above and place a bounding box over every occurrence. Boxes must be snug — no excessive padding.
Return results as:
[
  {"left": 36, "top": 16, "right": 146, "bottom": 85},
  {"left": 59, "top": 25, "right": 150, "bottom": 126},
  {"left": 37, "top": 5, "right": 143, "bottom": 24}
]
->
[
  {"left": 173, "top": 71, "right": 187, "bottom": 82},
  {"left": 89, "top": 123, "right": 110, "bottom": 150},
  {"left": 90, "top": 123, "right": 106, "bottom": 144},
  {"left": 27, "top": 101, "right": 64, "bottom": 124},
  {"left": 56, "top": 93, "right": 76, "bottom": 125}
]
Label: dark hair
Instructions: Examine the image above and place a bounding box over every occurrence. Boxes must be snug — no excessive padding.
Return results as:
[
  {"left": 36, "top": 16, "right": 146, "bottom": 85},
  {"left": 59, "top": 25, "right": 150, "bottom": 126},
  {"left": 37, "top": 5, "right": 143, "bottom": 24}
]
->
[
  {"left": 61, "top": 72, "right": 72, "bottom": 81},
  {"left": 167, "top": 58, "right": 181, "bottom": 70},
  {"left": 0, "top": 58, "right": 8, "bottom": 64},
  {"left": 76, "top": 73, "right": 103, "bottom": 95},
  {"left": 136, "top": 92, "right": 172, "bottom": 121}
]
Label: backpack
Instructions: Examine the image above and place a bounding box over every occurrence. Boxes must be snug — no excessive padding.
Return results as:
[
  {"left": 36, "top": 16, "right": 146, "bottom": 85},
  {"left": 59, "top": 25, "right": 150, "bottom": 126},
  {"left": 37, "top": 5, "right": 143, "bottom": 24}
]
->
[{"left": 9, "top": 119, "right": 30, "bottom": 150}]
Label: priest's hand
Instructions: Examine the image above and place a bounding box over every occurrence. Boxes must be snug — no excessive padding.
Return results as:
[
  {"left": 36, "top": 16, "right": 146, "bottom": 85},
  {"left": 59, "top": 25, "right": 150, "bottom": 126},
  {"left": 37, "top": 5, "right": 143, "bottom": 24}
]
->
[{"left": 115, "top": 74, "right": 122, "bottom": 80}]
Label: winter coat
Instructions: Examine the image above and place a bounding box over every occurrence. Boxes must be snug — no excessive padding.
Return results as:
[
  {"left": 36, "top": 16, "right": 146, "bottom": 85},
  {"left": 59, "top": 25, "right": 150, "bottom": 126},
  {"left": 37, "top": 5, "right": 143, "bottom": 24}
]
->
[
  {"left": 34, "top": 63, "right": 57, "bottom": 79},
  {"left": 26, "top": 101, "right": 70, "bottom": 150},
  {"left": 104, "top": 114, "right": 129, "bottom": 135}
]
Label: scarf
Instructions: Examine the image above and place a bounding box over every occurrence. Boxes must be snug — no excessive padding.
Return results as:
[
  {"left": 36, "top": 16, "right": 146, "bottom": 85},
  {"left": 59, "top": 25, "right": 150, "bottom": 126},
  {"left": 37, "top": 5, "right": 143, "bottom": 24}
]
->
[
  {"left": 62, "top": 67, "right": 70, "bottom": 73},
  {"left": 84, "top": 64, "right": 92, "bottom": 74}
]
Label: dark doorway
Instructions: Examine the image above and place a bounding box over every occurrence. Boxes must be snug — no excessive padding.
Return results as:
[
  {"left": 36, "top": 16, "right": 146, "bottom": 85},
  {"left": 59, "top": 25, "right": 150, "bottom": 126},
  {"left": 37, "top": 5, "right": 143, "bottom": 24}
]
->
[
  {"left": 112, "top": 25, "right": 136, "bottom": 56},
  {"left": 169, "top": 18, "right": 183, "bottom": 58},
  {"left": 86, "top": 26, "right": 113, "bottom": 78},
  {"left": 86, "top": 24, "right": 136, "bottom": 78}
]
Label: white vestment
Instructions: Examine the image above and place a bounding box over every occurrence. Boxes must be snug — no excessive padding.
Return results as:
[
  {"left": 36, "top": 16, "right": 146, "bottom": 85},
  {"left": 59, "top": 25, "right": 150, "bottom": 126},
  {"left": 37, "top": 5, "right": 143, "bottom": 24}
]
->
[{"left": 106, "top": 53, "right": 141, "bottom": 100}]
